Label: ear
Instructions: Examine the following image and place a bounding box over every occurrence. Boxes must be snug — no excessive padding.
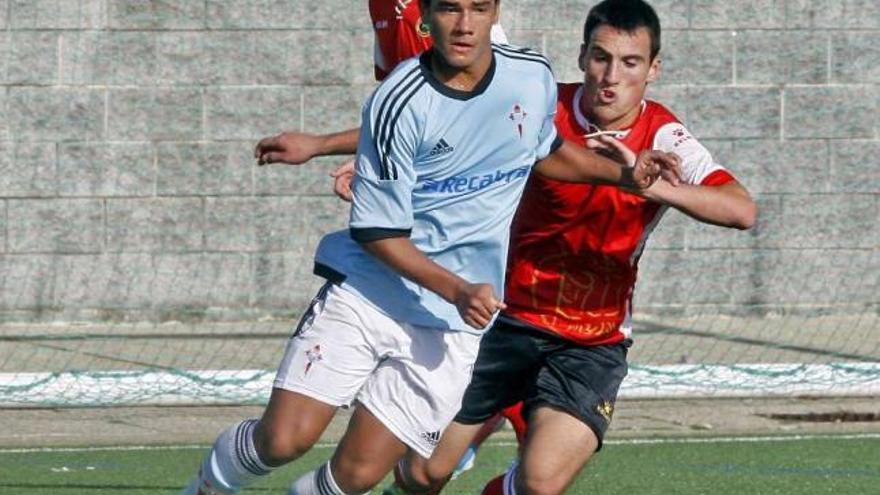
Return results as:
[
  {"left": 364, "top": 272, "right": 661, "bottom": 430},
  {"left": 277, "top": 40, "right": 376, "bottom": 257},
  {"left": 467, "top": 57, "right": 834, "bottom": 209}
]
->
[
  {"left": 577, "top": 43, "right": 588, "bottom": 72},
  {"left": 646, "top": 56, "right": 661, "bottom": 84}
]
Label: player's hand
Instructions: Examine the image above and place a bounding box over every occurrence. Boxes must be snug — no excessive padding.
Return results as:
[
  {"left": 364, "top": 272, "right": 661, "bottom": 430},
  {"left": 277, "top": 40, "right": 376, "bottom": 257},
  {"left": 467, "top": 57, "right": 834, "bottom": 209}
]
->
[
  {"left": 586, "top": 134, "right": 636, "bottom": 166},
  {"left": 254, "top": 132, "right": 323, "bottom": 166},
  {"left": 330, "top": 159, "right": 355, "bottom": 202},
  {"left": 454, "top": 283, "right": 507, "bottom": 330},
  {"left": 625, "top": 150, "right": 683, "bottom": 190}
]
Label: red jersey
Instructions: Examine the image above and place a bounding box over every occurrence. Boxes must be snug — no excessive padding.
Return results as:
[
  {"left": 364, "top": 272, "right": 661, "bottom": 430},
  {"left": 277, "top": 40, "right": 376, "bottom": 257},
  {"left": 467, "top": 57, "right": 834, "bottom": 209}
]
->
[
  {"left": 369, "top": 0, "right": 432, "bottom": 81},
  {"left": 504, "top": 83, "right": 735, "bottom": 346}
]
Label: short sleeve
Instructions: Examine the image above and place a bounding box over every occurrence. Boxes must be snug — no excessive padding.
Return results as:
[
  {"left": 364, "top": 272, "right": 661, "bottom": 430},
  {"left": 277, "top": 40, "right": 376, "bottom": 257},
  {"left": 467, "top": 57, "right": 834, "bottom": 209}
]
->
[
  {"left": 653, "top": 122, "right": 734, "bottom": 186},
  {"left": 349, "top": 85, "right": 421, "bottom": 243},
  {"left": 535, "top": 71, "right": 562, "bottom": 160}
]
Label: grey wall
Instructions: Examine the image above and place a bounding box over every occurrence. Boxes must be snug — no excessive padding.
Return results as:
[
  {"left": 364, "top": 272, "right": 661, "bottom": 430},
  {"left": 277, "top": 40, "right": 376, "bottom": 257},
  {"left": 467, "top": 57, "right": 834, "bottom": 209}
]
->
[{"left": 0, "top": 0, "right": 877, "bottom": 323}]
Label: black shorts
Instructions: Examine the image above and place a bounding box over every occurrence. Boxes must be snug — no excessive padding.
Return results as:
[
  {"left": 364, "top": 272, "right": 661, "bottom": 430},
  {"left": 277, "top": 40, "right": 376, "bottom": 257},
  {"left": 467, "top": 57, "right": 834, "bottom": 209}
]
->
[{"left": 455, "top": 315, "right": 630, "bottom": 449}]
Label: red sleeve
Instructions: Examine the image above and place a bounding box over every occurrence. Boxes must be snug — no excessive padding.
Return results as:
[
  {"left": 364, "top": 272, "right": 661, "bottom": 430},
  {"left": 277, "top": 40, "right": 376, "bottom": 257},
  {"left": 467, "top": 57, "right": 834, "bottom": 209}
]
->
[{"left": 700, "top": 169, "right": 736, "bottom": 186}]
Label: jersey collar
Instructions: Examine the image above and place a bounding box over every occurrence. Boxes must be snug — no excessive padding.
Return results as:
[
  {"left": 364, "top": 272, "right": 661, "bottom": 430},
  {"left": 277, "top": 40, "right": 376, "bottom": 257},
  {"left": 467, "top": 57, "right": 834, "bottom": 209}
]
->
[{"left": 419, "top": 50, "right": 496, "bottom": 101}]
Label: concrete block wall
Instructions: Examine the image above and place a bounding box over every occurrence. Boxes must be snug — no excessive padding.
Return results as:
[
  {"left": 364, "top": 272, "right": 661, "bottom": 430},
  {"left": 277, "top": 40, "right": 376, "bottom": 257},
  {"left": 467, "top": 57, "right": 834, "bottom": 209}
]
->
[{"left": 0, "top": 0, "right": 876, "bottom": 322}]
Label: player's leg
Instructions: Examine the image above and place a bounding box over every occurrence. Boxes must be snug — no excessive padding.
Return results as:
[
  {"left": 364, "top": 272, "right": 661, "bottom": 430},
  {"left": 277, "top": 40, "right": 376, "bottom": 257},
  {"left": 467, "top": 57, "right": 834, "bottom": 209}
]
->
[
  {"left": 515, "top": 406, "right": 599, "bottom": 495},
  {"left": 393, "top": 319, "right": 543, "bottom": 494},
  {"left": 450, "top": 412, "right": 507, "bottom": 480},
  {"left": 386, "top": 420, "right": 487, "bottom": 494},
  {"left": 292, "top": 302, "right": 483, "bottom": 493},
  {"left": 289, "top": 403, "right": 408, "bottom": 495},
  {"left": 181, "top": 283, "right": 378, "bottom": 495},
  {"left": 487, "top": 338, "right": 631, "bottom": 495}
]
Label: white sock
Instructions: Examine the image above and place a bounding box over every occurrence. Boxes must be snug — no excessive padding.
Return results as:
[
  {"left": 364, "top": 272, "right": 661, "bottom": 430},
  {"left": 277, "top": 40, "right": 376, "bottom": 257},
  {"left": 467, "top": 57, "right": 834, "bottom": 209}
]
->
[
  {"left": 503, "top": 460, "right": 519, "bottom": 495},
  {"left": 191, "top": 419, "right": 273, "bottom": 494},
  {"left": 289, "top": 461, "right": 371, "bottom": 495}
]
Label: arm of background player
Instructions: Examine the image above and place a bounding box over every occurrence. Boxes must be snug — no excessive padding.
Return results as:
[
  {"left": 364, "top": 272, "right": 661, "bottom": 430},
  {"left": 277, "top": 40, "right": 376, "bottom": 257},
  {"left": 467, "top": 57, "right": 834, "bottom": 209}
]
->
[
  {"left": 359, "top": 237, "right": 505, "bottom": 329},
  {"left": 643, "top": 180, "right": 757, "bottom": 230},
  {"left": 254, "top": 127, "right": 360, "bottom": 165},
  {"left": 645, "top": 123, "right": 757, "bottom": 229},
  {"left": 534, "top": 139, "right": 683, "bottom": 190}
]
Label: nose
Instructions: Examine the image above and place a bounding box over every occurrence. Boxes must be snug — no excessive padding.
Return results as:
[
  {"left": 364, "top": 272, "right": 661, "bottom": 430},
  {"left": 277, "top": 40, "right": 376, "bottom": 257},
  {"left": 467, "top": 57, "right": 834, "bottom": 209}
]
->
[
  {"left": 453, "top": 10, "right": 474, "bottom": 34},
  {"left": 603, "top": 61, "right": 621, "bottom": 85}
]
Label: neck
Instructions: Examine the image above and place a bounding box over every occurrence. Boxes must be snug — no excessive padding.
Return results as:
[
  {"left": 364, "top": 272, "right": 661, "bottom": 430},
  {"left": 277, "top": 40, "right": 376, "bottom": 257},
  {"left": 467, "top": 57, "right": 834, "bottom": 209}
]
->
[{"left": 430, "top": 50, "right": 492, "bottom": 92}]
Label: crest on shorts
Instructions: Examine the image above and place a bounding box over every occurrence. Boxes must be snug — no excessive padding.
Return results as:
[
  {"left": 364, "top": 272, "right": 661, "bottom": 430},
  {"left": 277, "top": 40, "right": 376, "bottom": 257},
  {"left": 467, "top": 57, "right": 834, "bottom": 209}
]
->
[
  {"left": 304, "top": 345, "right": 323, "bottom": 376},
  {"left": 596, "top": 400, "right": 614, "bottom": 422}
]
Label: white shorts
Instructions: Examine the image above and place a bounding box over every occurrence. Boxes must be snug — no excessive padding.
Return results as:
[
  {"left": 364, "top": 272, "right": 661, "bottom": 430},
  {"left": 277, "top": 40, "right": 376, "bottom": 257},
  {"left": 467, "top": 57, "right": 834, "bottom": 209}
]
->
[{"left": 274, "top": 283, "right": 482, "bottom": 458}]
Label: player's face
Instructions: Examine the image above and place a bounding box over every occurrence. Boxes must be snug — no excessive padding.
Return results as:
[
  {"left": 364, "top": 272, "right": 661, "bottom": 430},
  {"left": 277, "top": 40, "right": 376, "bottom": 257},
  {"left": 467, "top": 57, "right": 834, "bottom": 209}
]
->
[
  {"left": 579, "top": 25, "right": 660, "bottom": 129},
  {"left": 424, "top": 0, "right": 498, "bottom": 71}
]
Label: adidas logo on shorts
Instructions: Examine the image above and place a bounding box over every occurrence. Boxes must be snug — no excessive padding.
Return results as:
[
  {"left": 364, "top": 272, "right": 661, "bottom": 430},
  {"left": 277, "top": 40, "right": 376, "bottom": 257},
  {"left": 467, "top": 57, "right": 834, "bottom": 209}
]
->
[
  {"left": 420, "top": 430, "right": 441, "bottom": 446},
  {"left": 429, "top": 138, "right": 454, "bottom": 157}
]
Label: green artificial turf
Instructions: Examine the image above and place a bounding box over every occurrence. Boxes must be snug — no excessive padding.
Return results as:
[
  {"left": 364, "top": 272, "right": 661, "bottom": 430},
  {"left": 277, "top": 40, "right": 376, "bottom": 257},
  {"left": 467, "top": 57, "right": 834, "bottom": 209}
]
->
[{"left": 2, "top": 435, "right": 878, "bottom": 494}]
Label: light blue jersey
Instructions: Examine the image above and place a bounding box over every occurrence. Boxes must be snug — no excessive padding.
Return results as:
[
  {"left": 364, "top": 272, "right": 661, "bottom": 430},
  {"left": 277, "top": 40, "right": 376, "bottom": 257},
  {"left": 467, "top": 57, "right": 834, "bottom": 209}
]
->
[{"left": 315, "top": 44, "right": 562, "bottom": 332}]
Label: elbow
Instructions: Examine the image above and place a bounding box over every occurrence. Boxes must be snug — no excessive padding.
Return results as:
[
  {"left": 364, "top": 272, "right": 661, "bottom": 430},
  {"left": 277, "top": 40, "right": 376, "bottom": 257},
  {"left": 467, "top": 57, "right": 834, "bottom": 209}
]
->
[{"left": 732, "top": 201, "right": 758, "bottom": 230}]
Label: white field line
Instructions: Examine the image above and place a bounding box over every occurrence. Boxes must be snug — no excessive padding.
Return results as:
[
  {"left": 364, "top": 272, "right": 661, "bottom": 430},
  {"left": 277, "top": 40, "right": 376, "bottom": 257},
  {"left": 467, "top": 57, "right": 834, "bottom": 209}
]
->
[{"left": 2, "top": 432, "right": 879, "bottom": 454}]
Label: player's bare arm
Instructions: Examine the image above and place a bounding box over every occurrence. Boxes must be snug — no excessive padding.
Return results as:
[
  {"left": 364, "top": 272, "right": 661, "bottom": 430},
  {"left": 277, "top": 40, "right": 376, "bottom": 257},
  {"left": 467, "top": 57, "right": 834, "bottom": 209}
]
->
[
  {"left": 254, "top": 127, "right": 360, "bottom": 165},
  {"left": 535, "top": 139, "right": 683, "bottom": 190},
  {"left": 359, "top": 237, "right": 506, "bottom": 330},
  {"left": 643, "top": 180, "right": 757, "bottom": 230}
]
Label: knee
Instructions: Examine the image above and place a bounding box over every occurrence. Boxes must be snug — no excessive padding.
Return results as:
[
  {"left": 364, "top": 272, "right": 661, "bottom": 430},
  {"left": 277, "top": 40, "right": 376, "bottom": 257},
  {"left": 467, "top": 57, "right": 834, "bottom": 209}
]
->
[
  {"left": 254, "top": 420, "right": 319, "bottom": 466},
  {"left": 331, "top": 457, "right": 388, "bottom": 493},
  {"left": 399, "top": 460, "right": 450, "bottom": 493},
  {"left": 519, "top": 470, "right": 570, "bottom": 495}
]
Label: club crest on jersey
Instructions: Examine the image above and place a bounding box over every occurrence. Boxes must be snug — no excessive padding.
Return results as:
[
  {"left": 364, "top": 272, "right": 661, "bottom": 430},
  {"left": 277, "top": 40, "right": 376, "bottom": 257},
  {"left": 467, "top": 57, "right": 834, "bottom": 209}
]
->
[
  {"left": 304, "top": 345, "right": 323, "bottom": 376},
  {"left": 509, "top": 104, "right": 528, "bottom": 138}
]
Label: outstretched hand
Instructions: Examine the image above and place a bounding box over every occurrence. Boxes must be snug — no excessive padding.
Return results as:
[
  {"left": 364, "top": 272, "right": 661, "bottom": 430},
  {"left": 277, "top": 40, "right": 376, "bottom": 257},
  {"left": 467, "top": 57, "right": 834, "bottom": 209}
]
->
[
  {"left": 254, "top": 132, "right": 323, "bottom": 166},
  {"left": 626, "top": 149, "right": 683, "bottom": 190},
  {"left": 588, "top": 135, "right": 683, "bottom": 190}
]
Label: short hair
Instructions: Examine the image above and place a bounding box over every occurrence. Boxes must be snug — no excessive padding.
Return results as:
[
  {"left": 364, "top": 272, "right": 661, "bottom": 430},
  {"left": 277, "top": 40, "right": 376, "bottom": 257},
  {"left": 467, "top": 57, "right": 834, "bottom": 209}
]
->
[
  {"left": 583, "top": 0, "right": 662, "bottom": 60},
  {"left": 420, "top": 0, "right": 500, "bottom": 11}
]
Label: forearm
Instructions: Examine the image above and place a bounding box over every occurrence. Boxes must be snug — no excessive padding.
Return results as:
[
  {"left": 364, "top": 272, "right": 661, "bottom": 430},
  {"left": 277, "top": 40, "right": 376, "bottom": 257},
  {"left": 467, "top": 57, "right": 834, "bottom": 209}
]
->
[
  {"left": 360, "top": 237, "right": 467, "bottom": 304},
  {"left": 316, "top": 127, "right": 361, "bottom": 156},
  {"left": 644, "top": 181, "right": 757, "bottom": 229},
  {"left": 535, "top": 140, "right": 625, "bottom": 185}
]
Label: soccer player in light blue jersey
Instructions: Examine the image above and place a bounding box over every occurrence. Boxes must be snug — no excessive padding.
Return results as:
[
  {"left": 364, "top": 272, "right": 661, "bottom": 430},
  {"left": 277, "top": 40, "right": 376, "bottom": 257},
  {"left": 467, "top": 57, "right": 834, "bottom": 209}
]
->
[{"left": 181, "top": 1, "right": 681, "bottom": 494}]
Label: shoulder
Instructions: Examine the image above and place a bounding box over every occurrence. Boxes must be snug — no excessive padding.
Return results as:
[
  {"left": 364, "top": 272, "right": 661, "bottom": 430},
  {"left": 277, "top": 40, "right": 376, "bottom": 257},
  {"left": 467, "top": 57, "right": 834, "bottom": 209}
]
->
[
  {"left": 369, "top": 57, "right": 428, "bottom": 110},
  {"left": 491, "top": 43, "right": 553, "bottom": 75},
  {"left": 643, "top": 100, "right": 681, "bottom": 127}
]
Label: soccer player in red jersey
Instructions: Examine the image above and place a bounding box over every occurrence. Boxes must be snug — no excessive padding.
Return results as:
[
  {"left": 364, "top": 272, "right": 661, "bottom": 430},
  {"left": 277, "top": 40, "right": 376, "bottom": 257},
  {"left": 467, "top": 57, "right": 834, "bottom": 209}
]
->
[
  {"left": 257, "top": 0, "right": 506, "bottom": 172},
  {"left": 370, "top": 0, "right": 434, "bottom": 81},
  {"left": 385, "top": 1, "right": 758, "bottom": 494}
]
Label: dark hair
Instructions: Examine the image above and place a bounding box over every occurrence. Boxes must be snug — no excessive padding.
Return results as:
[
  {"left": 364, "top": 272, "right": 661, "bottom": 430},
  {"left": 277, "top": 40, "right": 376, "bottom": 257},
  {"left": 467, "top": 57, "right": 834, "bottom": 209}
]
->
[
  {"left": 583, "top": 0, "right": 661, "bottom": 59},
  {"left": 420, "top": 0, "right": 500, "bottom": 11}
]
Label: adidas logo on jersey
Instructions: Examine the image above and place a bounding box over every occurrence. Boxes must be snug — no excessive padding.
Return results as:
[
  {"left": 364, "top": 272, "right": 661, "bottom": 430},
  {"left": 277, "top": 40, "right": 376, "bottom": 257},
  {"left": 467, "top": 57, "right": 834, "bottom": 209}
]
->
[
  {"left": 420, "top": 430, "right": 441, "bottom": 446},
  {"left": 429, "top": 138, "right": 454, "bottom": 157}
]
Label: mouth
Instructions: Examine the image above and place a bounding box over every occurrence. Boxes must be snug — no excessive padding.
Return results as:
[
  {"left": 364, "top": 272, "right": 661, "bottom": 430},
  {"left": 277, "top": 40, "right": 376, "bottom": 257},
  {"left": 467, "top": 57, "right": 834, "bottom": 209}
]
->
[
  {"left": 449, "top": 41, "right": 474, "bottom": 55},
  {"left": 598, "top": 88, "right": 617, "bottom": 103}
]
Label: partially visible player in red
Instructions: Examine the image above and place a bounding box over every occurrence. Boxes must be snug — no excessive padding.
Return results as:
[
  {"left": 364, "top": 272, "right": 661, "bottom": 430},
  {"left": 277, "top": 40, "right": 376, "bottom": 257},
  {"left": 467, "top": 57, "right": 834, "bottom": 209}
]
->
[
  {"left": 257, "top": 0, "right": 506, "bottom": 172},
  {"left": 372, "top": 0, "right": 508, "bottom": 80},
  {"left": 371, "top": 0, "right": 432, "bottom": 80},
  {"left": 385, "top": 1, "right": 758, "bottom": 494}
]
